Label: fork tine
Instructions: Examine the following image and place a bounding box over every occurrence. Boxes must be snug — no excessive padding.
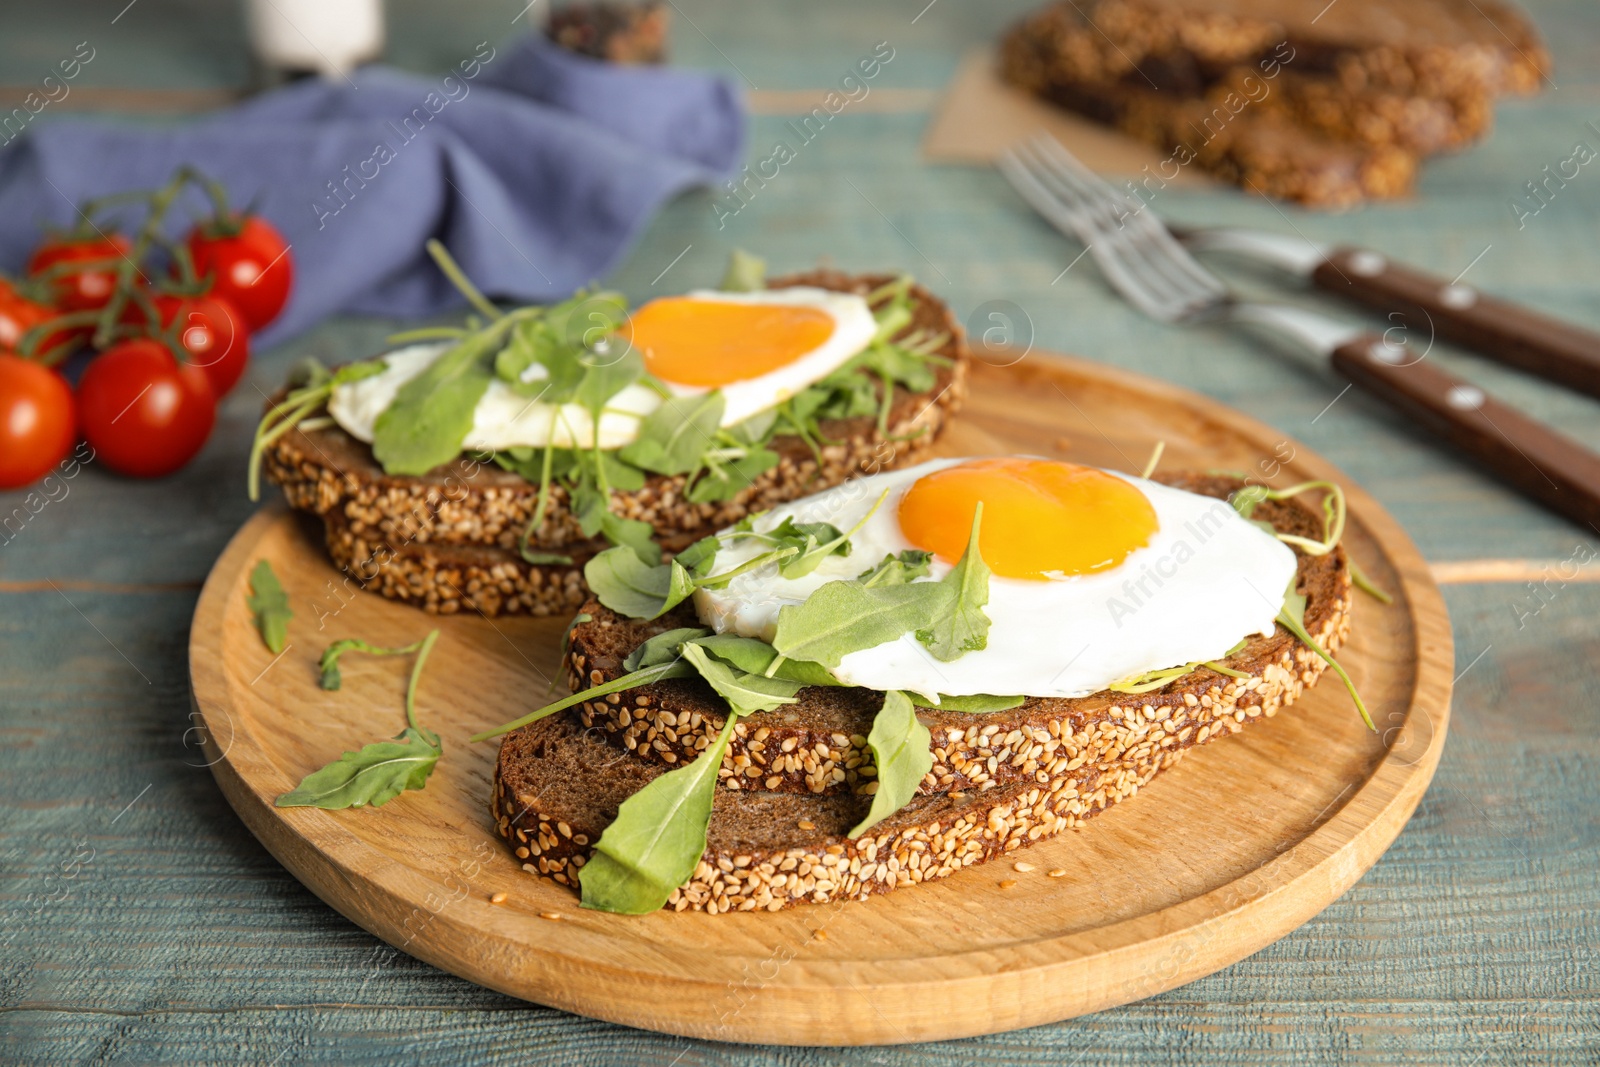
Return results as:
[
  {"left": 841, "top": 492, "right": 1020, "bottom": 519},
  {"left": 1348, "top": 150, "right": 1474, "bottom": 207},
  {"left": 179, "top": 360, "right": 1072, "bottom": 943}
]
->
[
  {"left": 1001, "top": 147, "right": 1187, "bottom": 322},
  {"left": 1028, "top": 135, "right": 1228, "bottom": 304},
  {"left": 1010, "top": 141, "right": 1220, "bottom": 321}
]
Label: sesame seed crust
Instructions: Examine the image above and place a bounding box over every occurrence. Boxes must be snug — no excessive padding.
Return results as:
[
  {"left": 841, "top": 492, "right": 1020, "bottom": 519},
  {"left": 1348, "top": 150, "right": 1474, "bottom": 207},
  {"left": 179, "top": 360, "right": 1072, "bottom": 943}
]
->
[
  {"left": 490, "top": 713, "right": 1186, "bottom": 913},
  {"left": 261, "top": 271, "right": 969, "bottom": 618},
  {"left": 565, "top": 472, "right": 1355, "bottom": 795}
]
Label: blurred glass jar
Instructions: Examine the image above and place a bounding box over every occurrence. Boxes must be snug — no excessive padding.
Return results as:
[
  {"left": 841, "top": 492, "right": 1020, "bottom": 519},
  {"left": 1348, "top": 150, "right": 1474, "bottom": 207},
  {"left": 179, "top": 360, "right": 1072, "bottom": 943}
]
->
[{"left": 246, "top": 0, "right": 385, "bottom": 80}]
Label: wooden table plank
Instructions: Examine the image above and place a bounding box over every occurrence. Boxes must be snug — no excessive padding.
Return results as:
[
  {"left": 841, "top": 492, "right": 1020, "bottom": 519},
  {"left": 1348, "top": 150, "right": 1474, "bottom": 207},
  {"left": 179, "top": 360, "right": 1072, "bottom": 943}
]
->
[{"left": 2, "top": 0, "right": 1598, "bottom": 1062}]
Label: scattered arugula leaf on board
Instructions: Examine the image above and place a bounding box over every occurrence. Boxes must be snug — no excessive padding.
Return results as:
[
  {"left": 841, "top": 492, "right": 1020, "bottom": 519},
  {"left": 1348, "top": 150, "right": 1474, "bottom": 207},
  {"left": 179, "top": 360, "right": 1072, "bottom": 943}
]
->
[
  {"left": 849, "top": 690, "right": 933, "bottom": 838},
  {"left": 274, "top": 727, "right": 443, "bottom": 810},
  {"left": 277, "top": 630, "right": 443, "bottom": 809},
  {"left": 246, "top": 560, "right": 291, "bottom": 654},
  {"left": 719, "top": 248, "right": 766, "bottom": 292},
  {"left": 578, "top": 716, "right": 738, "bottom": 914},
  {"left": 318, "top": 635, "right": 431, "bottom": 691},
  {"left": 914, "top": 504, "right": 992, "bottom": 661}
]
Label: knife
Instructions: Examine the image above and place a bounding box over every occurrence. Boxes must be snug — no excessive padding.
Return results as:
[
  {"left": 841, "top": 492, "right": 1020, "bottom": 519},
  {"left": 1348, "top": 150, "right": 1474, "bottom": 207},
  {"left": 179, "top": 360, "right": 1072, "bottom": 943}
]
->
[{"left": 1179, "top": 227, "right": 1600, "bottom": 401}]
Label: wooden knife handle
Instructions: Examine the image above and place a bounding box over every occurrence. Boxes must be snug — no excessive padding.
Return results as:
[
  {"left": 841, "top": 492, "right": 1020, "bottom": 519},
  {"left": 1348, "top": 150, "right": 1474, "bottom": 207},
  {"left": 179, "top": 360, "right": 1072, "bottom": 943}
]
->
[
  {"left": 1313, "top": 246, "right": 1600, "bottom": 400},
  {"left": 1331, "top": 334, "right": 1600, "bottom": 531}
]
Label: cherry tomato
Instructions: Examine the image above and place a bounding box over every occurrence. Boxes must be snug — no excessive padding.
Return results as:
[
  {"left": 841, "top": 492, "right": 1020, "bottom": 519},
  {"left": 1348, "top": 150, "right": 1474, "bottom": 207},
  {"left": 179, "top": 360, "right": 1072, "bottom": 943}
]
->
[
  {"left": 0, "top": 282, "right": 80, "bottom": 359},
  {"left": 77, "top": 339, "right": 215, "bottom": 478},
  {"left": 186, "top": 216, "right": 293, "bottom": 331},
  {"left": 149, "top": 294, "right": 249, "bottom": 397},
  {"left": 0, "top": 354, "right": 76, "bottom": 489},
  {"left": 28, "top": 234, "right": 132, "bottom": 312}
]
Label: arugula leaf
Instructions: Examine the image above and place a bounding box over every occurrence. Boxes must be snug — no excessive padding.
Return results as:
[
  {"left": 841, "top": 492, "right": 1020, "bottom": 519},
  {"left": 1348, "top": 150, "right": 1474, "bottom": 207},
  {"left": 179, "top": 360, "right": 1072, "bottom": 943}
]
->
[
  {"left": 578, "top": 715, "right": 736, "bottom": 914},
  {"left": 599, "top": 511, "right": 663, "bottom": 567},
  {"left": 275, "top": 727, "right": 442, "bottom": 809},
  {"left": 318, "top": 636, "right": 428, "bottom": 691},
  {"left": 1277, "top": 579, "right": 1374, "bottom": 731},
  {"left": 371, "top": 331, "right": 499, "bottom": 476},
  {"left": 857, "top": 550, "right": 933, "bottom": 587},
  {"left": 680, "top": 643, "right": 803, "bottom": 717},
  {"left": 924, "top": 693, "right": 1025, "bottom": 713},
  {"left": 623, "top": 627, "right": 711, "bottom": 671},
  {"left": 689, "top": 633, "right": 841, "bottom": 688},
  {"left": 673, "top": 536, "right": 719, "bottom": 578},
  {"left": 915, "top": 504, "right": 992, "bottom": 661},
  {"left": 775, "top": 487, "right": 889, "bottom": 580},
  {"left": 278, "top": 629, "right": 443, "bottom": 810},
  {"left": 583, "top": 546, "right": 689, "bottom": 618},
  {"left": 572, "top": 344, "right": 644, "bottom": 422},
  {"left": 246, "top": 560, "right": 291, "bottom": 654},
  {"left": 719, "top": 249, "right": 766, "bottom": 292},
  {"left": 471, "top": 659, "right": 696, "bottom": 742},
  {"left": 618, "top": 393, "right": 725, "bottom": 475},
  {"left": 686, "top": 447, "right": 779, "bottom": 503},
  {"left": 771, "top": 579, "right": 951, "bottom": 668},
  {"left": 849, "top": 690, "right": 932, "bottom": 837}
]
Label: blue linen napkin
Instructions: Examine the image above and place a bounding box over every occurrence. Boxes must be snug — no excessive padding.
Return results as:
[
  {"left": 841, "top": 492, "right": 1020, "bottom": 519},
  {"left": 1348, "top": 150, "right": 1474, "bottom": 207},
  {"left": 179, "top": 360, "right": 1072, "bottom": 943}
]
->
[{"left": 0, "top": 34, "right": 744, "bottom": 345}]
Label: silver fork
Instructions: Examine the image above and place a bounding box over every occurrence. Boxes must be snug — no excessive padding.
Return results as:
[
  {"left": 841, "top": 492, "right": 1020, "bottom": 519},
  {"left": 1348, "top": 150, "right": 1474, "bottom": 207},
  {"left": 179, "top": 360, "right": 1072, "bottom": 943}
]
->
[{"left": 999, "top": 133, "right": 1600, "bottom": 532}]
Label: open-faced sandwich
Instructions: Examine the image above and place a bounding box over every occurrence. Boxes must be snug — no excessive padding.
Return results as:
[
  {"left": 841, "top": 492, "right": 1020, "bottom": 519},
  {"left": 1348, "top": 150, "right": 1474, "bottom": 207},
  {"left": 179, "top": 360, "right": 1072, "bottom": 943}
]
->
[
  {"left": 251, "top": 248, "right": 968, "bottom": 617},
  {"left": 479, "top": 453, "right": 1377, "bottom": 914}
]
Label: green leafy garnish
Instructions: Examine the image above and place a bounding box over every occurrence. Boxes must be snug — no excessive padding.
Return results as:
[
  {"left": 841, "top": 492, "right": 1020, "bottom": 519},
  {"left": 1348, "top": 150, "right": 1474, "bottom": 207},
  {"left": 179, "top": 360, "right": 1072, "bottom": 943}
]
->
[
  {"left": 771, "top": 580, "right": 948, "bottom": 669},
  {"left": 578, "top": 715, "right": 737, "bottom": 914},
  {"left": 583, "top": 547, "right": 693, "bottom": 619},
  {"left": 371, "top": 328, "right": 500, "bottom": 476},
  {"left": 247, "top": 359, "right": 384, "bottom": 501},
  {"left": 274, "top": 727, "right": 443, "bottom": 810},
  {"left": 318, "top": 635, "right": 433, "bottom": 691},
  {"left": 618, "top": 393, "right": 724, "bottom": 476},
  {"left": 719, "top": 248, "right": 766, "bottom": 292},
  {"left": 277, "top": 630, "right": 443, "bottom": 809},
  {"left": 924, "top": 693, "right": 1025, "bottom": 713},
  {"left": 914, "top": 504, "right": 992, "bottom": 661},
  {"left": 1277, "top": 580, "right": 1374, "bottom": 731},
  {"left": 623, "top": 627, "right": 712, "bottom": 671},
  {"left": 246, "top": 560, "right": 291, "bottom": 654},
  {"left": 857, "top": 550, "right": 933, "bottom": 587},
  {"left": 469, "top": 659, "right": 696, "bottom": 742},
  {"left": 1230, "top": 480, "right": 1346, "bottom": 558},
  {"left": 849, "top": 690, "right": 933, "bottom": 838},
  {"left": 679, "top": 643, "right": 804, "bottom": 717}
]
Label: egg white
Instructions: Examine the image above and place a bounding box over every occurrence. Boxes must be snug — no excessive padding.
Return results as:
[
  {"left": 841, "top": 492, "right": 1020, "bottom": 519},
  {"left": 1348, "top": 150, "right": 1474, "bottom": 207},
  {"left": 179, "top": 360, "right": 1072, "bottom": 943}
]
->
[
  {"left": 648, "top": 287, "right": 878, "bottom": 426},
  {"left": 325, "top": 287, "right": 878, "bottom": 453},
  {"left": 692, "top": 458, "right": 1300, "bottom": 700}
]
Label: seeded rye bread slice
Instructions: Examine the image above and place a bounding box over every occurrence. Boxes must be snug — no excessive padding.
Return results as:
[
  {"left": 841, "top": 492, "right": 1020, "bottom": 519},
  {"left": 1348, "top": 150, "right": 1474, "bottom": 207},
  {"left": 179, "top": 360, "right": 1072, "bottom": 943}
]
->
[
  {"left": 263, "top": 271, "right": 969, "bottom": 617},
  {"left": 566, "top": 473, "right": 1353, "bottom": 795},
  {"left": 490, "top": 712, "right": 1171, "bottom": 912}
]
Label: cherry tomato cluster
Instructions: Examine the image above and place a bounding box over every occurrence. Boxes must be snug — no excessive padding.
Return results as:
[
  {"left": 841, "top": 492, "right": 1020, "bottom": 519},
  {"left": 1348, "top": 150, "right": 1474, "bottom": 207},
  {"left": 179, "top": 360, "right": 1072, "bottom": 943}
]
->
[{"left": 0, "top": 167, "right": 294, "bottom": 489}]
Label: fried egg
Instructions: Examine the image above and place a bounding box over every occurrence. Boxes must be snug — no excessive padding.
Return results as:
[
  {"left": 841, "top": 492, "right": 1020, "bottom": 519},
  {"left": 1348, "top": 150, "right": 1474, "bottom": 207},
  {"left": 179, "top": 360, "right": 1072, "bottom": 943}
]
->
[
  {"left": 692, "top": 456, "right": 1299, "bottom": 700},
  {"left": 326, "top": 287, "right": 877, "bottom": 452}
]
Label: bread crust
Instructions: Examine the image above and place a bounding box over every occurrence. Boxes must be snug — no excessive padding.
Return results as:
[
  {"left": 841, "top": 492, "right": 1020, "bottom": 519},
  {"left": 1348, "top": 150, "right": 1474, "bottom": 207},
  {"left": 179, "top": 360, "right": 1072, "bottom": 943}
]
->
[
  {"left": 490, "top": 713, "right": 1175, "bottom": 913},
  {"left": 566, "top": 473, "right": 1354, "bottom": 795}
]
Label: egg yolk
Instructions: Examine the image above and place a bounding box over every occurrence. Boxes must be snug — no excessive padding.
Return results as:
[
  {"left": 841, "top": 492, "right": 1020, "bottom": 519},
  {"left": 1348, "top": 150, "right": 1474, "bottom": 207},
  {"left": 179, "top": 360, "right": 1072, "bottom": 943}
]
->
[
  {"left": 897, "top": 458, "right": 1158, "bottom": 580},
  {"left": 625, "top": 297, "right": 836, "bottom": 388}
]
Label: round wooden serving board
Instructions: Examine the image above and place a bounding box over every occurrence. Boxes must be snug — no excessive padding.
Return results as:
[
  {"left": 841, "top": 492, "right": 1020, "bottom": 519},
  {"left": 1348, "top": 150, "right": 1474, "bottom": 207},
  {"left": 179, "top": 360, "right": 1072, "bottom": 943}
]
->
[{"left": 190, "top": 355, "right": 1453, "bottom": 1045}]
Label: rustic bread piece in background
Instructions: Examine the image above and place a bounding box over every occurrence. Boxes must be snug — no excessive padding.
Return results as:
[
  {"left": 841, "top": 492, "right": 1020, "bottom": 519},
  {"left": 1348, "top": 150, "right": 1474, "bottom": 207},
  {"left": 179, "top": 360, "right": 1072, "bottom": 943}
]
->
[
  {"left": 565, "top": 474, "right": 1353, "bottom": 794},
  {"left": 999, "top": 0, "right": 1548, "bottom": 206}
]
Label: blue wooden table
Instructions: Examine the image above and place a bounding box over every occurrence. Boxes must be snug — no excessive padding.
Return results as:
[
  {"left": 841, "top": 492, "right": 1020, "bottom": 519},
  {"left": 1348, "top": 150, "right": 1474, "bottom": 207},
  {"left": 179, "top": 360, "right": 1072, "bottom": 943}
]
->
[{"left": 2, "top": 1, "right": 1597, "bottom": 1062}]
